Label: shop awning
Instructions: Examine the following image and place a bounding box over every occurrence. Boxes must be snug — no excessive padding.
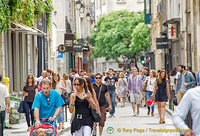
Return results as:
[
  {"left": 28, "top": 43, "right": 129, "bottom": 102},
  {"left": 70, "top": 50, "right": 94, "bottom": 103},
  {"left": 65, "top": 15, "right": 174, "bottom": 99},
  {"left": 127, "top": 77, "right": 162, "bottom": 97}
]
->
[{"left": 10, "top": 22, "right": 48, "bottom": 36}]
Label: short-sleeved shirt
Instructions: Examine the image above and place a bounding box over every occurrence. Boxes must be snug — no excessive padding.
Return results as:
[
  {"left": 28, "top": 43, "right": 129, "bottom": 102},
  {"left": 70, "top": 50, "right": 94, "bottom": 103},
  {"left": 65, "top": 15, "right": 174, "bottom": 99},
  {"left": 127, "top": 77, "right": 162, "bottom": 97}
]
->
[
  {"left": 93, "top": 83, "right": 108, "bottom": 107},
  {"left": 23, "top": 85, "right": 38, "bottom": 102},
  {"left": 104, "top": 76, "right": 118, "bottom": 91},
  {"left": 32, "top": 90, "right": 65, "bottom": 125},
  {"left": 0, "top": 83, "right": 9, "bottom": 111}
]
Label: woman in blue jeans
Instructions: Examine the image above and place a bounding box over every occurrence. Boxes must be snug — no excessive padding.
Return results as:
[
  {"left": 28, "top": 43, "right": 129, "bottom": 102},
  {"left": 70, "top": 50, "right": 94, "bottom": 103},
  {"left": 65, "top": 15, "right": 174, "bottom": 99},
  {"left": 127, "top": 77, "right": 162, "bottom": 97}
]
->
[
  {"left": 23, "top": 75, "right": 38, "bottom": 131},
  {"left": 144, "top": 70, "right": 157, "bottom": 116}
]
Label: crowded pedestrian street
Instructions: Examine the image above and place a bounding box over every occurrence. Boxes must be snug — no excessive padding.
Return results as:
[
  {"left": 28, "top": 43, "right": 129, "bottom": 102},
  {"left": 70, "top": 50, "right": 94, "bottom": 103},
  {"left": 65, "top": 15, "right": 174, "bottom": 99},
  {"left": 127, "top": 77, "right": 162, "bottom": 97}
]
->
[{"left": 1, "top": 0, "right": 200, "bottom": 136}]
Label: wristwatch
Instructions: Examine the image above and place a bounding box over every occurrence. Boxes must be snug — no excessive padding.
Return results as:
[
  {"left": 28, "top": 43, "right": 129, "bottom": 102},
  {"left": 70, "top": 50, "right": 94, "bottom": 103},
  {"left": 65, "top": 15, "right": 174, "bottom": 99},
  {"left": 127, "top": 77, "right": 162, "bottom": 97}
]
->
[{"left": 53, "top": 115, "right": 56, "bottom": 119}]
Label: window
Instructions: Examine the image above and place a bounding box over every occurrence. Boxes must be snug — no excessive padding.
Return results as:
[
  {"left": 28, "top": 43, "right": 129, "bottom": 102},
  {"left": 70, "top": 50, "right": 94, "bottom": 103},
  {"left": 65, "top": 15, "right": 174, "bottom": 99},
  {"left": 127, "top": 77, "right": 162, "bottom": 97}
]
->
[
  {"left": 137, "top": 0, "right": 144, "bottom": 3},
  {"left": 116, "top": 0, "right": 126, "bottom": 4}
]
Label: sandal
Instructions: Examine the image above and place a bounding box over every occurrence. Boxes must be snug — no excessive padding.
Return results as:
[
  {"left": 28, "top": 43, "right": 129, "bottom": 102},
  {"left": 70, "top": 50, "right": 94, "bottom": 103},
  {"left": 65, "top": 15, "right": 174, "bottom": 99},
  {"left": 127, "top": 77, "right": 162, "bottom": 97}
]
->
[{"left": 27, "top": 127, "right": 31, "bottom": 131}]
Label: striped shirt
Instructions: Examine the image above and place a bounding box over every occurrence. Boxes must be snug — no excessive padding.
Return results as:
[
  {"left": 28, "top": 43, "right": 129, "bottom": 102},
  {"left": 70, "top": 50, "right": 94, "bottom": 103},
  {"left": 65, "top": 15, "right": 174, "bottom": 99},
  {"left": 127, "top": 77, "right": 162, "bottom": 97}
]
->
[{"left": 127, "top": 76, "right": 143, "bottom": 94}]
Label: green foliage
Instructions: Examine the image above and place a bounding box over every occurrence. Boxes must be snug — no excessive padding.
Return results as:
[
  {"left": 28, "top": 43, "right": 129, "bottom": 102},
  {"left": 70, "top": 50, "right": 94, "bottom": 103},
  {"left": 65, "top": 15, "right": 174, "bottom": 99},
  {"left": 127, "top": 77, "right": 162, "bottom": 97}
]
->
[
  {"left": 130, "top": 22, "right": 150, "bottom": 53},
  {"left": 22, "top": 0, "right": 35, "bottom": 27},
  {"left": 91, "top": 10, "right": 150, "bottom": 63},
  {"left": 8, "top": 0, "right": 22, "bottom": 21},
  {"left": 0, "top": 0, "right": 10, "bottom": 32},
  {"left": 0, "top": 0, "right": 54, "bottom": 32},
  {"left": 44, "top": 0, "right": 54, "bottom": 30},
  {"left": 34, "top": 0, "right": 45, "bottom": 16}
]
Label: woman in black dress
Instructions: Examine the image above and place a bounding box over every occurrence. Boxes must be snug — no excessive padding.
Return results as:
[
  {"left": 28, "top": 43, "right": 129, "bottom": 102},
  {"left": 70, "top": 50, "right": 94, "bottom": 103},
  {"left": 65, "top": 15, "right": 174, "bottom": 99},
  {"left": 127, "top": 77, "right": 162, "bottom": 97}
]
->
[
  {"left": 69, "top": 77, "right": 97, "bottom": 136},
  {"left": 151, "top": 70, "right": 170, "bottom": 124}
]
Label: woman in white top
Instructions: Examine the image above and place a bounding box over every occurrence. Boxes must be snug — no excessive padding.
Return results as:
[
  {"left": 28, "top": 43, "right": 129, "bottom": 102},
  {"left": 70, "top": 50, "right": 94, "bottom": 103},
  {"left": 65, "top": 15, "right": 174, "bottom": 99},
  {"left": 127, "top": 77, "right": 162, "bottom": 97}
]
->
[
  {"left": 117, "top": 72, "right": 128, "bottom": 107},
  {"left": 63, "top": 74, "right": 72, "bottom": 94},
  {"left": 145, "top": 70, "right": 157, "bottom": 116},
  {"left": 52, "top": 73, "right": 66, "bottom": 130}
]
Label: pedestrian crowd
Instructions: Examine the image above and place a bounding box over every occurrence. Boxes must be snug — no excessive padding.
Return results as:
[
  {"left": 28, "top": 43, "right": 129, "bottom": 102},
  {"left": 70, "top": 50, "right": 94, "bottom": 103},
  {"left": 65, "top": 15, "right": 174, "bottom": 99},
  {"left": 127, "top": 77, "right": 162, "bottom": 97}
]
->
[{"left": 0, "top": 64, "right": 200, "bottom": 136}]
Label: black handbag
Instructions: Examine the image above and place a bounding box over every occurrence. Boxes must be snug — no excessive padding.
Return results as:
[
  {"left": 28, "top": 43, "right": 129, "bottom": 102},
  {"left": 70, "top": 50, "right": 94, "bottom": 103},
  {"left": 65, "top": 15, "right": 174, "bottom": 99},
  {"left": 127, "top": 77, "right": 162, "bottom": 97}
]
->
[
  {"left": 85, "top": 86, "right": 102, "bottom": 122},
  {"left": 91, "top": 85, "right": 103, "bottom": 122},
  {"left": 61, "top": 92, "right": 70, "bottom": 106},
  {"left": 91, "top": 108, "right": 101, "bottom": 122},
  {"left": 17, "top": 101, "right": 26, "bottom": 113}
]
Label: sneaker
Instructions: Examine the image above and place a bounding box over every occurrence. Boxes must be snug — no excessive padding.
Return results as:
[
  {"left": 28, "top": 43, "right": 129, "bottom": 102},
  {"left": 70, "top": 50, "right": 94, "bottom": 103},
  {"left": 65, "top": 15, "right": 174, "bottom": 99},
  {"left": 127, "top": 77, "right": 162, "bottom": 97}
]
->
[
  {"left": 112, "top": 114, "right": 116, "bottom": 117},
  {"left": 108, "top": 114, "right": 113, "bottom": 118},
  {"left": 137, "top": 111, "right": 140, "bottom": 116},
  {"left": 133, "top": 113, "right": 136, "bottom": 116}
]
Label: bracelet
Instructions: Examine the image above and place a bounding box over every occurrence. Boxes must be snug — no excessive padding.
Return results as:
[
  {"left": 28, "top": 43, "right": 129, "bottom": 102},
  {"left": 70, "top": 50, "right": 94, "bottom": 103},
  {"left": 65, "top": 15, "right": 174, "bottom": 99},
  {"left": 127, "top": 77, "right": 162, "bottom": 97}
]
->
[{"left": 71, "top": 104, "right": 75, "bottom": 106}]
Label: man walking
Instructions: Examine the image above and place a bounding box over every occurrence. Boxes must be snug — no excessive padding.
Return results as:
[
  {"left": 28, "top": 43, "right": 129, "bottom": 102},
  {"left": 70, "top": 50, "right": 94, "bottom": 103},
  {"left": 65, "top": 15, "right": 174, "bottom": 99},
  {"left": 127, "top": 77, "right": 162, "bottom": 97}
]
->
[
  {"left": 176, "top": 65, "right": 196, "bottom": 104},
  {"left": 32, "top": 78, "right": 64, "bottom": 128},
  {"left": 104, "top": 68, "right": 118, "bottom": 117},
  {"left": 127, "top": 68, "right": 143, "bottom": 116},
  {"left": 173, "top": 86, "right": 200, "bottom": 136},
  {"left": 93, "top": 73, "right": 112, "bottom": 136},
  {"left": 0, "top": 74, "right": 10, "bottom": 136}
]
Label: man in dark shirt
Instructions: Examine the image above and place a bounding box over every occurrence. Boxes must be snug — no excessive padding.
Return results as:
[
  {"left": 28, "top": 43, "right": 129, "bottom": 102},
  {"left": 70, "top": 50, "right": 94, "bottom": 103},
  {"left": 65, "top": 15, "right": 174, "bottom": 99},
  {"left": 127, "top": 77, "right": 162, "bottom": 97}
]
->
[
  {"left": 104, "top": 68, "right": 118, "bottom": 117},
  {"left": 93, "top": 73, "right": 112, "bottom": 136}
]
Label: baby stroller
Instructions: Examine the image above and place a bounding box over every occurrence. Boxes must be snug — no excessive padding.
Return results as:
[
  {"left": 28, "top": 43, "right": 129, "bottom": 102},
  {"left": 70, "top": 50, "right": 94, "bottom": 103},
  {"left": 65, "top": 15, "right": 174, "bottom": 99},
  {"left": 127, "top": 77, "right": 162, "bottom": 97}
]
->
[{"left": 30, "top": 119, "right": 57, "bottom": 136}]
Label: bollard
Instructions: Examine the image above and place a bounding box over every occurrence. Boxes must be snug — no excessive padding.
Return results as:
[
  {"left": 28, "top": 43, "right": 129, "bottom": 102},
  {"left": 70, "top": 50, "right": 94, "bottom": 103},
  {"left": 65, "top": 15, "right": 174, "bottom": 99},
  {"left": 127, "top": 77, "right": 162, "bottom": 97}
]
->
[
  {"left": 0, "top": 106, "right": 1, "bottom": 136},
  {"left": 3, "top": 77, "right": 10, "bottom": 94}
]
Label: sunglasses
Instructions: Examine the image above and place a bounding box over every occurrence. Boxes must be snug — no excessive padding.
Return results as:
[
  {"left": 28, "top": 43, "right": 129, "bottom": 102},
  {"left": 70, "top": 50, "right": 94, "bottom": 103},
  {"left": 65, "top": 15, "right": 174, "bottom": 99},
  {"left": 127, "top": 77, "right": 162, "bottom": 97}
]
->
[
  {"left": 95, "top": 77, "right": 101, "bottom": 79},
  {"left": 74, "top": 84, "right": 81, "bottom": 86},
  {"left": 28, "top": 77, "right": 33, "bottom": 79},
  {"left": 47, "top": 97, "right": 50, "bottom": 105}
]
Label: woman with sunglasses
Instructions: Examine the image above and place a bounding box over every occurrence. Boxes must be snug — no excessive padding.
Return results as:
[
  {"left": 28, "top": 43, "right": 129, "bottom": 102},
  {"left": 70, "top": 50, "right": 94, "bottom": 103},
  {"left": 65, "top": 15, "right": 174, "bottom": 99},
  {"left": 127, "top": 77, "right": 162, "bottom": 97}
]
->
[
  {"left": 151, "top": 70, "right": 170, "bottom": 124},
  {"left": 23, "top": 75, "right": 38, "bottom": 131},
  {"left": 144, "top": 70, "right": 157, "bottom": 116},
  {"left": 69, "top": 77, "right": 97, "bottom": 136},
  {"left": 52, "top": 73, "right": 66, "bottom": 130}
]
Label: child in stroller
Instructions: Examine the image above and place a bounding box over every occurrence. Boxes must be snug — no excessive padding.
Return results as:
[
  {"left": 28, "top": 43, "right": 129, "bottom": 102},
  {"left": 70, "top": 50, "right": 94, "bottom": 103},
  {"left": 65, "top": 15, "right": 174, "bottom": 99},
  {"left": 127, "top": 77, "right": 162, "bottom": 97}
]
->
[
  {"left": 36, "top": 128, "right": 47, "bottom": 136},
  {"left": 30, "top": 120, "right": 57, "bottom": 136}
]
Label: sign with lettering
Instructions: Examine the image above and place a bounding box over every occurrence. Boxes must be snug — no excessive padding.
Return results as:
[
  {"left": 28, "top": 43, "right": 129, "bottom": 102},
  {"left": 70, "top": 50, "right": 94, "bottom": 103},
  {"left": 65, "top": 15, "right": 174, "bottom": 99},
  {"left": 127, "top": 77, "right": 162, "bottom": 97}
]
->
[
  {"left": 82, "top": 46, "right": 90, "bottom": 51},
  {"left": 156, "top": 38, "right": 168, "bottom": 49},
  {"left": 64, "top": 33, "right": 74, "bottom": 52}
]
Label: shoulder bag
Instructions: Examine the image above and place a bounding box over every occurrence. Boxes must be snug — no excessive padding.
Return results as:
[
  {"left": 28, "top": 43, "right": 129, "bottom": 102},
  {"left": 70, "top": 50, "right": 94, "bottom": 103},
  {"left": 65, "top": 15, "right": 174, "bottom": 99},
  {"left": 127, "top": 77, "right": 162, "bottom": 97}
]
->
[
  {"left": 17, "top": 96, "right": 26, "bottom": 113},
  {"left": 143, "top": 78, "right": 149, "bottom": 92},
  {"left": 90, "top": 85, "right": 102, "bottom": 122}
]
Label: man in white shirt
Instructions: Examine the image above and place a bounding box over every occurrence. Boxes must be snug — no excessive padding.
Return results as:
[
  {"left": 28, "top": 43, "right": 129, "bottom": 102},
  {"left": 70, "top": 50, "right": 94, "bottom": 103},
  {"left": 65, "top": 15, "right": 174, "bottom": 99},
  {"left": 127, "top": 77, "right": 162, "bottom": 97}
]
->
[
  {"left": 173, "top": 86, "right": 200, "bottom": 136},
  {"left": 0, "top": 74, "right": 10, "bottom": 136}
]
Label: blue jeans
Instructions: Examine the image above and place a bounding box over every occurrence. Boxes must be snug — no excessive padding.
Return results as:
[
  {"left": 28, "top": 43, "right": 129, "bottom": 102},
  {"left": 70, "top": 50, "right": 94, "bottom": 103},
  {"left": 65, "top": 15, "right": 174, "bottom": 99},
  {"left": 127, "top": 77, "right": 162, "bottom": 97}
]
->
[
  {"left": 146, "top": 91, "right": 154, "bottom": 112},
  {"left": 24, "top": 101, "right": 34, "bottom": 127},
  {"left": 57, "top": 107, "right": 64, "bottom": 123},
  {"left": 109, "top": 90, "right": 115, "bottom": 115},
  {"left": 0, "top": 110, "right": 5, "bottom": 136}
]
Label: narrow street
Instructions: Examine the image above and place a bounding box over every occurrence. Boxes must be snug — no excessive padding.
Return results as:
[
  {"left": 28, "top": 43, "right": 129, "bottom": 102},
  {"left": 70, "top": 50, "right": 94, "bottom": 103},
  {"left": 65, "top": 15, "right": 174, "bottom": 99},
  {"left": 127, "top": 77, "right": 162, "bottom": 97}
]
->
[{"left": 61, "top": 101, "right": 180, "bottom": 136}]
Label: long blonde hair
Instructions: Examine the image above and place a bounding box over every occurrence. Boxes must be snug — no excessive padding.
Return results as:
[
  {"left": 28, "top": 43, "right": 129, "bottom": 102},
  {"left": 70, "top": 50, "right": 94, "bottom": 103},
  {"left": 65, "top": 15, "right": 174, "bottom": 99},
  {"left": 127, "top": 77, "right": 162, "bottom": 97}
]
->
[{"left": 158, "top": 70, "right": 168, "bottom": 84}]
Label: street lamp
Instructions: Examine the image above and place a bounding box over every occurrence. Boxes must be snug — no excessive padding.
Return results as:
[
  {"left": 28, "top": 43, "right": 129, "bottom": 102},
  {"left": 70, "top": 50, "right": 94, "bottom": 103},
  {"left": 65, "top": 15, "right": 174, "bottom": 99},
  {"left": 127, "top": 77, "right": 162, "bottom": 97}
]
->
[
  {"left": 94, "top": 25, "right": 97, "bottom": 32},
  {"left": 76, "top": 0, "right": 81, "bottom": 10},
  {"left": 86, "top": 12, "right": 91, "bottom": 21}
]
